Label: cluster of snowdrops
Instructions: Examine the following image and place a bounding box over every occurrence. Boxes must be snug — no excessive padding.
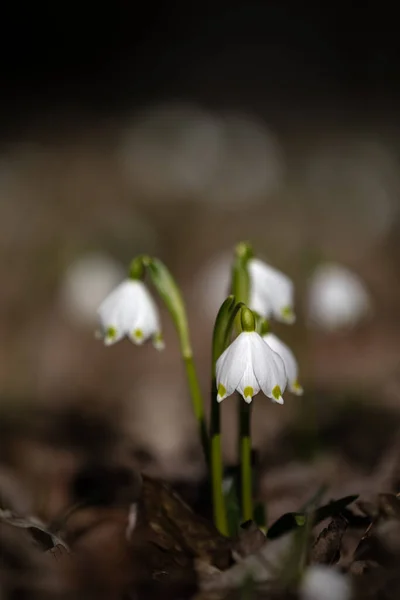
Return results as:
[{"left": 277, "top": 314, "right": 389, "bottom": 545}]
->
[{"left": 96, "top": 242, "right": 303, "bottom": 535}]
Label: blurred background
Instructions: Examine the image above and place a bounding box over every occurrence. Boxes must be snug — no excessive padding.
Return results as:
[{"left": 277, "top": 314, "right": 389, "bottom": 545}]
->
[{"left": 1, "top": 1, "right": 400, "bottom": 524}]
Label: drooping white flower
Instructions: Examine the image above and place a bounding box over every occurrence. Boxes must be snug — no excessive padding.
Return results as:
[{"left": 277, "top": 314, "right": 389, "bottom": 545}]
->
[
  {"left": 248, "top": 258, "right": 295, "bottom": 324},
  {"left": 263, "top": 333, "right": 303, "bottom": 395},
  {"left": 97, "top": 279, "right": 164, "bottom": 349},
  {"left": 216, "top": 331, "right": 287, "bottom": 404},
  {"left": 300, "top": 565, "right": 352, "bottom": 600},
  {"left": 307, "top": 263, "right": 372, "bottom": 331}
]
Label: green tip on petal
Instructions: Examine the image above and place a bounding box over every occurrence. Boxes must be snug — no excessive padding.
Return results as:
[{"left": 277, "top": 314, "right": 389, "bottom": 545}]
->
[
  {"left": 272, "top": 385, "right": 284, "bottom": 404},
  {"left": 153, "top": 332, "right": 165, "bottom": 351},
  {"left": 243, "top": 386, "right": 254, "bottom": 401},
  {"left": 281, "top": 306, "right": 296, "bottom": 324},
  {"left": 291, "top": 380, "right": 304, "bottom": 396},
  {"left": 217, "top": 383, "right": 227, "bottom": 402},
  {"left": 132, "top": 328, "right": 144, "bottom": 344},
  {"left": 240, "top": 306, "right": 256, "bottom": 332},
  {"left": 105, "top": 326, "right": 117, "bottom": 344}
]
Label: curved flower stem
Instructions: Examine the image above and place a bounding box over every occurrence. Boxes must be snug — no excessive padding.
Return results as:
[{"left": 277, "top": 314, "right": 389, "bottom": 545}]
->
[
  {"left": 239, "top": 399, "right": 253, "bottom": 522},
  {"left": 143, "top": 256, "right": 209, "bottom": 465}
]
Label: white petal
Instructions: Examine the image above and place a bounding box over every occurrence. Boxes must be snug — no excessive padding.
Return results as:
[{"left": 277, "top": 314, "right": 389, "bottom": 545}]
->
[
  {"left": 249, "top": 258, "right": 295, "bottom": 324},
  {"left": 248, "top": 285, "right": 272, "bottom": 319},
  {"left": 97, "top": 280, "right": 136, "bottom": 338},
  {"left": 97, "top": 279, "right": 162, "bottom": 346},
  {"left": 216, "top": 333, "right": 251, "bottom": 401},
  {"left": 236, "top": 358, "right": 260, "bottom": 402},
  {"left": 152, "top": 332, "right": 165, "bottom": 351},
  {"left": 263, "top": 333, "right": 302, "bottom": 394},
  {"left": 127, "top": 282, "right": 161, "bottom": 342},
  {"left": 103, "top": 328, "right": 124, "bottom": 345},
  {"left": 250, "top": 333, "right": 287, "bottom": 402},
  {"left": 272, "top": 394, "right": 284, "bottom": 405},
  {"left": 96, "top": 311, "right": 125, "bottom": 345}
]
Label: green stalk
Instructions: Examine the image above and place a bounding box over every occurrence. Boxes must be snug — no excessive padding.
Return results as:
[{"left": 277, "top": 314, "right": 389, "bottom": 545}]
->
[
  {"left": 210, "top": 296, "right": 242, "bottom": 535},
  {"left": 210, "top": 391, "right": 227, "bottom": 535},
  {"left": 143, "top": 256, "right": 209, "bottom": 465},
  {"left": 231, "top": 242, "right": 252, "bottom": 304},
  {"left": 239, "top": 396, "right": 253, "bottom": 522},
  {"left": 231, "top": 243, "right": 254, "bottom": 523}
]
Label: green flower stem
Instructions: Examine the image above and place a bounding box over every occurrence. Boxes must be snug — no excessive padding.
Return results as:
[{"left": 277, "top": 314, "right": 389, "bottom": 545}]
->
[
  {"left": 143, "top": 256, "right": 209, "bottom": 465},
  {"left": 210, "top": 296, "right": 242, "bottom": 535},
  {"left": 210, "top": 390, "right": 228, "bottom": 535},
  {"left": 239, "top": 399, "right": 253, "bottom": 522},
  {"left": 231, "top": 242, "right": 252, "bottom": 305},
  {"left": 231, "top": 244, "right": 254, "bottom": 523}
]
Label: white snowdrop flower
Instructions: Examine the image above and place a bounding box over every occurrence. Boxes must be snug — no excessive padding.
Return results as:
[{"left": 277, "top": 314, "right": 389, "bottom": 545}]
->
[
  {"left": 216, "top": 328, "right": 287, "bottom": 404},
  {"left": 263, "top": 333, "right": 303, "bottom": 395},
  {"left": 248, "top": 258, "right": 295, "bottom": 324},
  {"left": 307, "top": 263, "right": 372, "bottom": 331},
  {"left": 59, "top": 253, "right": 125, "bottom": 327},
  {"left": 97, "top": 279, "right": 164, "bottom": 349},
  {"left": 300, "top": 565, "right": 352, "bottom": 600}
]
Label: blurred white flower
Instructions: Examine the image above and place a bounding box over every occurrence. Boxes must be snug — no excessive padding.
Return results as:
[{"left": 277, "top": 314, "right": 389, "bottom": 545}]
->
[
  {"left": 300, "top": 565, "right": 352, "bottom": 600},
  {"left": 97, "top": 279, "right": 164, "bottom": 348},
  {"left": 216, "top": 331, "right": 287, "bottom": 404},
  {"left": 60, "top": 253, "right": 125, "bottom": 327},
  {"left": 118, "top": 105, "right": 284, "bottom": 208},
  {"left": 307, "top": 263, "right": 372, "bottom": 331},
  {"left": 119, "top": 103, "right": 224, "bottom": 199},
  {"left": 263, "top": 333, "right": 303, "bottom": 395},
  {"left": 207, "top": 113, "right": 284, "bottom": 208},
  {"left": 301, "top": 138, "right": 399, "bottom": 255},
  {"left": 249, "top": 258, "right": 295, "bottom": 324}
]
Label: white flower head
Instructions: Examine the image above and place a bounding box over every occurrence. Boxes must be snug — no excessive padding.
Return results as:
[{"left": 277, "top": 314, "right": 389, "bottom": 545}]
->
[
  {"left": 97, "top": 279, "right": 164, "bottom": 349},
  {"left": 248, "top": 258, "right": 295, "bottom": 324},
  {"left": 263, "top": 333, "right": 303, "bottom": 395},
  {"left": 307, "top": 262, "right": 372, "bottom": 331},
  {"left": 216, "top": 331, "right": 287, "bottom": 404}
]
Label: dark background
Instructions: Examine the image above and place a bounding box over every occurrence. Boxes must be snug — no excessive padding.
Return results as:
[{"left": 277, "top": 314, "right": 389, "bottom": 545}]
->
[{"left": 2, "top": 2, "right": 400, "bottom": 130}]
